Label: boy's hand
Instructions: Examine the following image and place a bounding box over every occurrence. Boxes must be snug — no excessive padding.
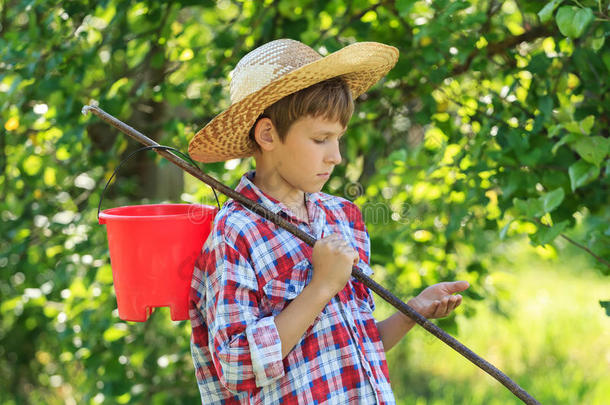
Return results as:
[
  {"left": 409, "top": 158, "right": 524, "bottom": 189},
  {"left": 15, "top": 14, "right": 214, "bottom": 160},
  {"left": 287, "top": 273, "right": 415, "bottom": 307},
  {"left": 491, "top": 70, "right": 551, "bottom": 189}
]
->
[
  {"left": 310, "top": 233, "right": 359, "bottom": 299},
  {"left": 408, "top": 281, "right": 469, "bottom": 319}
]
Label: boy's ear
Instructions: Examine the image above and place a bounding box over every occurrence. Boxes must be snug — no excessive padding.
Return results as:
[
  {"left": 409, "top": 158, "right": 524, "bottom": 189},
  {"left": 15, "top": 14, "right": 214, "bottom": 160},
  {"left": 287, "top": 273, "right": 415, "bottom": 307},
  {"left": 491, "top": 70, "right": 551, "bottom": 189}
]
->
[{"left": 253, "top": 117, "right": 277, "bottom": 152}]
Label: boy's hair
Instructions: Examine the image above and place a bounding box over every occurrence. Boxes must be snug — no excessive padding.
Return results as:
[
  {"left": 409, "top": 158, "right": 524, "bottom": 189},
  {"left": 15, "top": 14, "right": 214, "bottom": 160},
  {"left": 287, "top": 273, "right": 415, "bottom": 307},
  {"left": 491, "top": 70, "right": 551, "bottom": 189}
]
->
[{"left": 248, "top": 76, "right": 354, "bottom": 150}]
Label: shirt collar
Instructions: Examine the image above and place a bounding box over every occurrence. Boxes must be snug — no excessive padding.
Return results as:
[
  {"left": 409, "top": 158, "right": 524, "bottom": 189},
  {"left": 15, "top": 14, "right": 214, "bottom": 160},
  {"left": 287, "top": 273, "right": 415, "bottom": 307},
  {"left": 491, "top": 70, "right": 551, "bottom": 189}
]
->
[{"left": 235, "top": 170, "right": 323, "bottom": 223}]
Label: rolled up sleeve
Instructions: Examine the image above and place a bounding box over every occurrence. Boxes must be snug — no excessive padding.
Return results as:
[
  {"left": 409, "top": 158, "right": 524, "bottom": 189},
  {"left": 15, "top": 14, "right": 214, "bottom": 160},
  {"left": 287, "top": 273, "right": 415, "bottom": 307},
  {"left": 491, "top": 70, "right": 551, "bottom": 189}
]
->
[
  {"left": 246, "top": 316, "right": 283, "bottom": 386},
  {"left": 206, "top": 239, "right": 284, "bottom": 394}
]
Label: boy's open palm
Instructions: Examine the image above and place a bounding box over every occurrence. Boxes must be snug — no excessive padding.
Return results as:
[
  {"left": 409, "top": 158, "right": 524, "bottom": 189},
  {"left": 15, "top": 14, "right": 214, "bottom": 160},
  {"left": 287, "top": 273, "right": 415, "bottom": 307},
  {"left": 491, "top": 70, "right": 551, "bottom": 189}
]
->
[{"left": 409, "top": 281, "right": 469, "bottom": 319}]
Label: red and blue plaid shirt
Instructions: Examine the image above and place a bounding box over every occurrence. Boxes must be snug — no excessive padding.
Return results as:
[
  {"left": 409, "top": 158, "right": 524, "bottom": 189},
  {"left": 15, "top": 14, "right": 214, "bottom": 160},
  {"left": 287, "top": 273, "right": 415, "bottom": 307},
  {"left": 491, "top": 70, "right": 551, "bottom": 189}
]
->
[{"left": 189, "top": 171, "right": 395, "bottom": 404}]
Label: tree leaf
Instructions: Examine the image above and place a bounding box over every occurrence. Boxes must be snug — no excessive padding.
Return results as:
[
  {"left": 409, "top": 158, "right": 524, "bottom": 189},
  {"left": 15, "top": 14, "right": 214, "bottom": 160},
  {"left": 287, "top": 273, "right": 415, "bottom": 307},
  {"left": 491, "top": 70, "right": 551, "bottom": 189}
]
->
[
  {"left": 571, "top": 136, "right": 610, "bottom": 167},
  {"left": 541, "top": 188, "right": 565, "bottom": 213},
  {"left": 552, "top": 133, "right": 579, "bottom": 154},
  {"left": 572, "top": 7, "right": 595, "bottom": 38},
  {"left": 556, "top": 6, "right": 594, "bottom": 38},
  {"left": 538, "top": 0, "right": 564, "bottom": 23},
  {"left": 564, "top": 115, "right": 595, "bottom": 134},
  {"left": 556, "top": 6, "right": 578, "bottom": 37},
  {"left": 581, "top": 116, "right": 595, "bottom": 133},
  {"left": 395, "top": 0, "right": 416, "bottom": 17},
  {"left": 531, "top": 220, "right": 569, "bottom": 245},
  {"left": 527, "top": 199, "right": 545, "bottom": 218},
  {"left": 513, "top": 197, "right": 545, "bottom": 218},
  {"left": 389, "top": 149, "right": 408, "bottom": 164},
  {"left": 591, "top": 36, "right": 605, "bottom": 52},
  {"left": 513, "top": 198, "right": 529, "bottom": 216},
  {"left": 590, "top": 27, "right": 606, "bottom": 52},
  {"left": 568, "top": 160, "right": 600, "bottom": 191},
  {"left": 538, "top": 95, "right": 554, "bottom": 119},
  {"left": 103, "top": 324, "right": 129, "bottom": 342},
  {"left": 500, "top": 219, "right": 517, "bottom": 240},
  {"left": 600, "top": 301, "right": 610, "bottom": 316},
  {"left": 23, "top": 155, "right": 43, "bottom": 176}
]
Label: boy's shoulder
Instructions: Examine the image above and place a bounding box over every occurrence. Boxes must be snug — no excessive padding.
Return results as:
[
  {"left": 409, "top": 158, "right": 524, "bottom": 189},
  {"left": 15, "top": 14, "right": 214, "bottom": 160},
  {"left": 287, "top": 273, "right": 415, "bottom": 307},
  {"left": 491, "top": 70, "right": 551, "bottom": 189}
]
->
[
  {"left": 316, "top": 191, "right": 365, "bottom": 224},
  {"left": 209, "top": 199, "right": 257, "bottom": 245}
]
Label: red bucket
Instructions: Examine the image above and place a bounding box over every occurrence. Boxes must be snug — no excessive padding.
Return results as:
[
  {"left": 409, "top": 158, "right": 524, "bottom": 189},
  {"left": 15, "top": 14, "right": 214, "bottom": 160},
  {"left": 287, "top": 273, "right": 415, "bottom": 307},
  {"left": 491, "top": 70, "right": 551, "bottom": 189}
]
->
[{"left": 99, "top": 204, "right": 217, "bottom": 321}]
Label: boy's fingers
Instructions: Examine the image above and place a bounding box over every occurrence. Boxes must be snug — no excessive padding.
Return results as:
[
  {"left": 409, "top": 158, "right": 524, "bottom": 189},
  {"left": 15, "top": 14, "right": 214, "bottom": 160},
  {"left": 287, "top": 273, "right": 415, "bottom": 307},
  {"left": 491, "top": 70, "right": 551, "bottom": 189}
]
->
[
  {"left": 446, "top": 296, "right": 455, "bottom": 309},
  {"left": 437, "top": 298, "right": 450, "bottom": 317},
  {"left": 445, "top": 280, "right": 470, "bottom": 294},
  {"left": 448, "top": 296, "right": 460, "bottom": 312},
  {"left": 328, "top": 235, "right": 348, "bottom": 247},
  {"left": 427, "top": 300, "right": 439, "bottom": 317}
]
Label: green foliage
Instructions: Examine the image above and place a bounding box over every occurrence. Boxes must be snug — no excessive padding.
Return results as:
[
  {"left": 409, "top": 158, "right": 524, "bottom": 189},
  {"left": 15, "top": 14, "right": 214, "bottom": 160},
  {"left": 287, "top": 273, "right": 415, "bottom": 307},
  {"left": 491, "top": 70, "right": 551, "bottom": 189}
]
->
[
  {"left": 380, "top": 241, "right": 610, "bottom": 404},
  {"left": 600, "top": 300, "right": 610, "bottom": 316},
  {"left": 556, "top": 6, "right": 594, "bottom": 39},
  {"left": 1, "top": 0, "right": 609, "bottom": 403}
]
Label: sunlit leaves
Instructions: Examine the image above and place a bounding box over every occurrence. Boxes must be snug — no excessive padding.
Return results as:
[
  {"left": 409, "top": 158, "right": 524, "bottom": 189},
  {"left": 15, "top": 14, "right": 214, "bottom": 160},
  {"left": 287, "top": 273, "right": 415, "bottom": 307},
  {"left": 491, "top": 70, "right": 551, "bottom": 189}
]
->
[
  {"left": 2, "top": 0, "right": 610, "bottom": 402},
  {"left": 22, "top": 155, "right": 43, "bottom": 176},
  {"left": 103, "top": 324, "right": 129, "bottom": 342},
  {"left": 4, "top": 116, "right": 19, "bottom": 131},
  {"left": 424, "top": 127, "right": 448, "bottom": 150},
  {"left": 564, "top": 115, "right": 595, "bottom": 135}
]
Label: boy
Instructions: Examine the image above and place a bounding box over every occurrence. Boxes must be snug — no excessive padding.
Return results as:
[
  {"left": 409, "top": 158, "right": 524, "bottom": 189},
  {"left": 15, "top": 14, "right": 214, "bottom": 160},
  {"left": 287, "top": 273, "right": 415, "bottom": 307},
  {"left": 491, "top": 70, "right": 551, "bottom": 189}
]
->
[{"left": 188, "top": 39, "right": 469, "bottom": 404}]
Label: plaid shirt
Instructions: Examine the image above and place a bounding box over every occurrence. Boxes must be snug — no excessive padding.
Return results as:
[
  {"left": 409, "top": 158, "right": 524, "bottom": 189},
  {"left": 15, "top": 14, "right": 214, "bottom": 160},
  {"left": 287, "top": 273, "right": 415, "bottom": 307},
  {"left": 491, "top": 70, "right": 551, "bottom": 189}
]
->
[{"left": 190, "top": 170, "right": 395, "bottom": 404}]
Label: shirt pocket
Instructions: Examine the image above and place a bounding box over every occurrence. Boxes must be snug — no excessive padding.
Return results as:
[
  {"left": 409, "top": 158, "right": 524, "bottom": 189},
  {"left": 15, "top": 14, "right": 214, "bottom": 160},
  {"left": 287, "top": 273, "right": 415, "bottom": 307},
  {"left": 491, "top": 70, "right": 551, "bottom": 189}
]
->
[{"left": 262, "top": 258, "right": 311, "bottom": 316}]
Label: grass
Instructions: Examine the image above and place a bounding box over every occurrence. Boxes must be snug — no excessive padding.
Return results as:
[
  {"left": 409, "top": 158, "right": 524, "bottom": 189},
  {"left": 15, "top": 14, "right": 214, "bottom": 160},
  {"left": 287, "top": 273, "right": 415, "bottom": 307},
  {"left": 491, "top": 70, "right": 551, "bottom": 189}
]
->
[{"left": 378, "top": 239, "right": 610, "bottom": 405}]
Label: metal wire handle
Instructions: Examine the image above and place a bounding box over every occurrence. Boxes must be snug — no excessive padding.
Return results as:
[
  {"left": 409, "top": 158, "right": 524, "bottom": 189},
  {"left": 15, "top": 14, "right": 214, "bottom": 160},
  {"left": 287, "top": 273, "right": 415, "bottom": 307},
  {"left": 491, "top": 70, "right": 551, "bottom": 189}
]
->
[{"left": 97, "top": 145, "right": 221, "bottom": 220}]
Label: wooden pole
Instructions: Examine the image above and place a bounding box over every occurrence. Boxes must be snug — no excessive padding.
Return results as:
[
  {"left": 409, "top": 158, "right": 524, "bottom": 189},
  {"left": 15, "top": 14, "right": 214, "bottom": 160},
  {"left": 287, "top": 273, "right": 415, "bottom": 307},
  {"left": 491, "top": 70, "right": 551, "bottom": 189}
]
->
[{"left": 83, "top": 103, "right": 541, "bottom": 405}]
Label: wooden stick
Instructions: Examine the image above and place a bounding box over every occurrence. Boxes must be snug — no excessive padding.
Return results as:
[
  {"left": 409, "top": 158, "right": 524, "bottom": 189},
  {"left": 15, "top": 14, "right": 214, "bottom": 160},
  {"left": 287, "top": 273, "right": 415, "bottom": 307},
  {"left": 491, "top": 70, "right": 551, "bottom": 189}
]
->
[{"left": 82, "top": 103, "right": 541, "bottom": 405}]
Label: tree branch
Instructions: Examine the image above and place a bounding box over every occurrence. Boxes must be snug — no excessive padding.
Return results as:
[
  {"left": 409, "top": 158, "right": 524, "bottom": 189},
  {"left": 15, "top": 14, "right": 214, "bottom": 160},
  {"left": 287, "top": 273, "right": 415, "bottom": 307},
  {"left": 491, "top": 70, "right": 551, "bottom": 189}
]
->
[
  {"left": 452, "top": 24, "right": 557, "bottom": 75},
  {"left": 560, "top": 233, "right": 610, "bottom": 268},
  {"left": 531, "top": 217, "right": 610, "bottom": 269}
]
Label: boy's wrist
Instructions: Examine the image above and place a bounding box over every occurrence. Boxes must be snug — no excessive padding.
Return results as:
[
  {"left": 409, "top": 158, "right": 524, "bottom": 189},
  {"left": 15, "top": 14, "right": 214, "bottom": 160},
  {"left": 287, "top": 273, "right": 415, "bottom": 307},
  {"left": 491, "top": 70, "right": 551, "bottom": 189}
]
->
[
  {"left": 407, "top": 297, "right": 420, "bottom": 312},
  {"left": 305, "top": 279, "right": 337, "bottom": 304},
  {"left": 406, "top": 298, "right": 423, "bottom": 322}
]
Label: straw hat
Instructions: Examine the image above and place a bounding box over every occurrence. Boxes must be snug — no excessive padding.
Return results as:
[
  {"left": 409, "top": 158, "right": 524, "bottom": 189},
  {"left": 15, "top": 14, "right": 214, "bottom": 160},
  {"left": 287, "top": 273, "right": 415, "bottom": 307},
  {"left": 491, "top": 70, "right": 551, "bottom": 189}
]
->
[{"left": 188, "top": 39, "right": 399, "bottom": 163}]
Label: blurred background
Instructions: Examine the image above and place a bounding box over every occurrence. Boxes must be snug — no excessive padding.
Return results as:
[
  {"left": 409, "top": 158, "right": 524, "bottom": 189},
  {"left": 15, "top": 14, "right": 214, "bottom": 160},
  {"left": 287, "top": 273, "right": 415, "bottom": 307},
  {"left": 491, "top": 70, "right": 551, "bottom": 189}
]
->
[{"left": 1, "top": 0, "right": 609, "bottom": 404}]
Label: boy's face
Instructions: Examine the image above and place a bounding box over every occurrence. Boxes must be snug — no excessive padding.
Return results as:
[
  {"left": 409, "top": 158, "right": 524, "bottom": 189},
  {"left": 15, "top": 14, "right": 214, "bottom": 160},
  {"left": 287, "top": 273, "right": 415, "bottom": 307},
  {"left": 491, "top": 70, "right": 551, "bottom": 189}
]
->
[{"left": 259, "top": 115, "right": 346, "bottom": 196}]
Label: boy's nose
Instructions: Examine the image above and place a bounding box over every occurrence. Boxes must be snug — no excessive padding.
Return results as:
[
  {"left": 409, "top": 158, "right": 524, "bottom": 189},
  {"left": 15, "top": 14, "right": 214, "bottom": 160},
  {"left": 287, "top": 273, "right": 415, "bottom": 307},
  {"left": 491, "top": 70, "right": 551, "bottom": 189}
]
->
[{"left": 326, "top": 141, "right": 342, "bottom": 165}]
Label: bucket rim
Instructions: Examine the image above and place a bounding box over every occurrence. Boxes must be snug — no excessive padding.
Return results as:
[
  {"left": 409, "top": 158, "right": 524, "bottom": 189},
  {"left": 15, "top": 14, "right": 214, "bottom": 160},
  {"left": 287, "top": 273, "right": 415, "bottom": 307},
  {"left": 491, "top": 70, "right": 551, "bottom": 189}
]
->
[{"left": 99, "top": 203, "right": 218, "bottom": 221}]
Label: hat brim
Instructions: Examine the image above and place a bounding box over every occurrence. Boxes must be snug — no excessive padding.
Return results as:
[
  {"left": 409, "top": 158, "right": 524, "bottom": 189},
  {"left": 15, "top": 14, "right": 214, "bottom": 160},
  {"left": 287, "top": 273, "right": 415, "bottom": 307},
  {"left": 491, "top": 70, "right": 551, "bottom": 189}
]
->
[{"left": 188, "top": 42, "right": 399, "bottom": 163}]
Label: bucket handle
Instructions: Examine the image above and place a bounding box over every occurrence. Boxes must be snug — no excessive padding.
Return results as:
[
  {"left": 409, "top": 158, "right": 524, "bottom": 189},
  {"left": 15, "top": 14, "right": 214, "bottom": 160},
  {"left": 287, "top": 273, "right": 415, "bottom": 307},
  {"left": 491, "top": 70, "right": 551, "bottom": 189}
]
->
[{"left": 98, "top": 145, "right": 221, "bottom": 223}]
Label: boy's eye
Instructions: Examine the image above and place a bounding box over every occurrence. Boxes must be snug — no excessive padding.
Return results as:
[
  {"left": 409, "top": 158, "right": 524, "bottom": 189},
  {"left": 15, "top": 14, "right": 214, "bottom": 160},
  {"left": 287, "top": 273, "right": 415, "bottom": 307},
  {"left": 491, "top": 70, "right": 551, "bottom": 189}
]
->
[{"left": 313, "top": 136, "right": 344, "bottom": 144}]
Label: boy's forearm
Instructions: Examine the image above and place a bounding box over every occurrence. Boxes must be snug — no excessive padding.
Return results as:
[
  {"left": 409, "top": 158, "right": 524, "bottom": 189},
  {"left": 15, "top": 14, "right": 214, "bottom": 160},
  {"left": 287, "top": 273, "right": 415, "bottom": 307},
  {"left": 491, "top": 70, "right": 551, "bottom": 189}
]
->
[
  {"left": 377, "top": 301, "right": 417, "bottom": 352},
  {"left": 273, "top": 282, "right": 333, "bottom": 358}
]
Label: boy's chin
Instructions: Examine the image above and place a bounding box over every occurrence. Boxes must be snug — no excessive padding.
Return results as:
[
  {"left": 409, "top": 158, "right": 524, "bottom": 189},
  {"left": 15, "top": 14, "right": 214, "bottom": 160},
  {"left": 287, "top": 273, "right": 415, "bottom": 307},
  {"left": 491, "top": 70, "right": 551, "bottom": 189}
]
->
[
  {"left": 303, "top": 183, "right": 326, "bottom": 193},
  {"left": 302, "top": 183, "right": 325, "bottom": 194}
]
